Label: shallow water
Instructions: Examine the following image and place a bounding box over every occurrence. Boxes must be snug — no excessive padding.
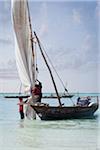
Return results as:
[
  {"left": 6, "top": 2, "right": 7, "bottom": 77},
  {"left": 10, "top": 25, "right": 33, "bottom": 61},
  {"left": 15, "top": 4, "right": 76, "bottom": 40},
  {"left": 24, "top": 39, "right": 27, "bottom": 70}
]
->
[{"left": 0, "top": 94, "right": 100, "bottom": 150}]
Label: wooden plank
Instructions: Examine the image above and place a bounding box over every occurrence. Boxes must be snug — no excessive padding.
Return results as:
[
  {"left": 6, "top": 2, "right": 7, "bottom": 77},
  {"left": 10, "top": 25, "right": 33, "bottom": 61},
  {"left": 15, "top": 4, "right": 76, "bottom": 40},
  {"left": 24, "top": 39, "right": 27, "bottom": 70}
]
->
[
  {"left": 4, "top": 94, "right": 74, "bottom": 99},
  {"left": 4, "top": 95, "right": 30, "bottom": 98}
]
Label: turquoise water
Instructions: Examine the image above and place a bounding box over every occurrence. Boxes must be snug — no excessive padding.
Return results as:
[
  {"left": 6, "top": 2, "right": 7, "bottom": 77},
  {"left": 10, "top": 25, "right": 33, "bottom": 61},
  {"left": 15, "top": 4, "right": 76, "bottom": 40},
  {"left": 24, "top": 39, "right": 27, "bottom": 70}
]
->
[{"left": 0, "top": 93, "right": 100, "bottom": 150}]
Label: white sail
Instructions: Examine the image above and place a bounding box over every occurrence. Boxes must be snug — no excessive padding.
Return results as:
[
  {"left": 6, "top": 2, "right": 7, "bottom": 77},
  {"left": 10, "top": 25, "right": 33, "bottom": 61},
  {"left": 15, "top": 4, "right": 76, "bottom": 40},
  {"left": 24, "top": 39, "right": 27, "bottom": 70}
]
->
[
  {"left": 12, "top": 0, "right": 37, "bottom": 120},
  {"left": 11, "top": 0, "right": 35, "bottom": 92}
]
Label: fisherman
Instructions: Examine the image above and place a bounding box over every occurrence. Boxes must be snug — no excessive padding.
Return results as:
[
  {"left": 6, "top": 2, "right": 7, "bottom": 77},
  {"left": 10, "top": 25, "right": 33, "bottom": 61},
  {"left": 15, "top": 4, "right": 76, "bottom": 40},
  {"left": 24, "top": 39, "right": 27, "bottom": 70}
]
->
[
  {"left": 77, "top": 97, "right": 86, "bottom": 106},
  {"left": 31, "top": 80, "right": 42, "bottom": 103},
  {"left": 77, "top": 96, "right": 91, "bottom": 106},
  {"left": 25, "top": 80, "right": 42, "bottom": 120},
  {"left": 86, "top": 96, "right": 91, "bottom": 106},
  {"left": 77, "top": 97, "right": 81, "bottom": 106},
  {"left": 18, "top": 97, "right": 25, "bottom": 119}
]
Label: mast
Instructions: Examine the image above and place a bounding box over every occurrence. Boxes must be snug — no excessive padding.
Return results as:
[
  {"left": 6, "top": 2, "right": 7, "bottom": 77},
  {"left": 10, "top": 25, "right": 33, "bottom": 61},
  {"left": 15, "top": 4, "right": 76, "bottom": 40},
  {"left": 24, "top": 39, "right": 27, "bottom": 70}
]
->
[
  {"left": 26, "top": 0, "right": 34, "bottom": 58},
  {"left": 27, "top": 1, "right": 38, "bottom": 85},
  {"left": 27, "top": 0, "right": 38, "bottom": 83},
  {"left": 34, "top": 31, "right": 62, "bottom": 106}
]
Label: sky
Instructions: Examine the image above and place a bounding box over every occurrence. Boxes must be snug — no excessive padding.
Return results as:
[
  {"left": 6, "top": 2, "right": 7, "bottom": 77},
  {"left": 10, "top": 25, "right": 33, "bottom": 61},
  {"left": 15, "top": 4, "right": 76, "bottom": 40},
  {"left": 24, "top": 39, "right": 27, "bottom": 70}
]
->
[{"left": 0, "top": 0, "right": 99, "bottom": 93}]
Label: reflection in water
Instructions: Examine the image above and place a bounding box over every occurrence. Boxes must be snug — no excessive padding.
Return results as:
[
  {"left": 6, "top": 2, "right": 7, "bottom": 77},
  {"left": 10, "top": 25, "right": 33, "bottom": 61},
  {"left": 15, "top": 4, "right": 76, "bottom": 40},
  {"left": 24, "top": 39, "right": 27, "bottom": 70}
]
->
[{"left": 19, "top": 120, "right": 25, "bottom": 128}]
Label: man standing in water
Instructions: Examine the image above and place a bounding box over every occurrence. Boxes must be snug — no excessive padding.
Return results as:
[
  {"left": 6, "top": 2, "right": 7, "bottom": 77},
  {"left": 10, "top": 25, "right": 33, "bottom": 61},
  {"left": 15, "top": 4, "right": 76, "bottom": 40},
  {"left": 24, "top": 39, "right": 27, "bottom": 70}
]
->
[{"left": 18, "top": 97, "right": 25, "bottom": 119}]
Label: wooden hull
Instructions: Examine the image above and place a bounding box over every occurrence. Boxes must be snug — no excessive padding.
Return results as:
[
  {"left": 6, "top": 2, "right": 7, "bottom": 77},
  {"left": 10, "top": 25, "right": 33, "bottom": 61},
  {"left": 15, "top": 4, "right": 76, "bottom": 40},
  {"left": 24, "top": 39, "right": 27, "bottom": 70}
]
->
[{"left": 31, "top": 103, "right": 99, "bottom": 120}]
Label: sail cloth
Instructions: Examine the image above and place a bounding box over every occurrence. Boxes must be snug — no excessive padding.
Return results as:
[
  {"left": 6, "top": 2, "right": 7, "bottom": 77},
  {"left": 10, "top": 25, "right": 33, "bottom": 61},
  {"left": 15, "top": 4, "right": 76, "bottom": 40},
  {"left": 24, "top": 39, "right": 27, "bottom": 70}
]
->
[
  {"left": 12, "top": 0, "right": 37, "bottom": 120},
  {"left": 11, "top": 0, "right": 35, "bottom": 92}
]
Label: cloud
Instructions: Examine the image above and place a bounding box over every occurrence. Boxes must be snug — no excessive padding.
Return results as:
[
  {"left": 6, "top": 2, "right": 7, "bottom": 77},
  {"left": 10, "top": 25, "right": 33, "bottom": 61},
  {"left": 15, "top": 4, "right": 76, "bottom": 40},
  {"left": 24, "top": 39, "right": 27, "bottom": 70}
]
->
[
  {"left": 95, "top": 1, "right": 100, "bottom": 17},
  {"left": 0, "top": 68, "right": 18, "bottom": 79},
  {"left": 0, "top": 1, "right": 11, "bottom": 25},
  {"left": 0, "top": 38, "right": 12, "bottom": 45},
  {"left": 39, "top": 3, "right": 48, "bottom": 37},
  {"left": 72, "top": 9, "right": 82, "bottom": 24},
  {"left": 47, "top": 33, "right": 98, "bottom": 72},
  {"left": 80, "top": 33, "right": 98, "bottom": 60},
  {"left": 80, "top": 34, "right": 94, "bottom": 56},
  {"left": 0, "top": 70, "right": 18, "bottom": 79},
  {"left": 40, "top": 24, "right": 48, "bottom": 37},
  {"left": 0, "top": 59, "right": 19, "bottom": 79}
]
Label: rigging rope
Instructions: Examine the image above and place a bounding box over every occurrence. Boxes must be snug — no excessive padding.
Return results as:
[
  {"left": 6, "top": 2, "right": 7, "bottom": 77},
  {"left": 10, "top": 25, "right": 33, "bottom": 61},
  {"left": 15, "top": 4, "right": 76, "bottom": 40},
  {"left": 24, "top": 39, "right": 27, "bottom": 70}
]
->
[
  {"left": 39, "top": 42, "right": 75, "bottom": 105},
  {"left": 39, "top": 42, "right": 69, "bottom": 93},
  {"left": 33, "top": 38, "right": 39, "bottom": 80},
  {"left": 33, "top": 34, "right": 75, "bottom": 105}
]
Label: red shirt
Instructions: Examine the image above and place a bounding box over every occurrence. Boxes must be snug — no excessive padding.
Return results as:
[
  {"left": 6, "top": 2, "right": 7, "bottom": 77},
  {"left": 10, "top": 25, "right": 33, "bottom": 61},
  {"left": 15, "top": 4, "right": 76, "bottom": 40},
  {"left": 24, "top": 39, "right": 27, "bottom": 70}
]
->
[
  {"left": 18, "top": 98, "right": 24, "bottom": 112},
  {"left": 19, "top": 105, "right": 23, "bottom": 112}
]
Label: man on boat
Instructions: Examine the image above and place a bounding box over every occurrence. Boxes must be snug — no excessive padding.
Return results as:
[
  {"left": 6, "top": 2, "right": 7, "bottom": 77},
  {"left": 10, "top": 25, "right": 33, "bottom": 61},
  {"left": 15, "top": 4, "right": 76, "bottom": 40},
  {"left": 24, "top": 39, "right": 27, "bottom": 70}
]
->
[
  {"left": 31, "top": 80, "right": 42, "bottom": 103},
  {"left": 25, "top": 80, "right": 42, "bottom": 120},
  {"left": 77, "top": 96, "right": 91, "bottom": 106}
]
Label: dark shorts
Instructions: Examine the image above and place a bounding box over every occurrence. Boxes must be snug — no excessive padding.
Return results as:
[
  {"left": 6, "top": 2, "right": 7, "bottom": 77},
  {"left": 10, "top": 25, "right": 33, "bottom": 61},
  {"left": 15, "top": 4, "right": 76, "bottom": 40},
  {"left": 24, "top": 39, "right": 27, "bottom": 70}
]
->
[{"left": 20, "top": 111, "right": 24, "bottom": 119}]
